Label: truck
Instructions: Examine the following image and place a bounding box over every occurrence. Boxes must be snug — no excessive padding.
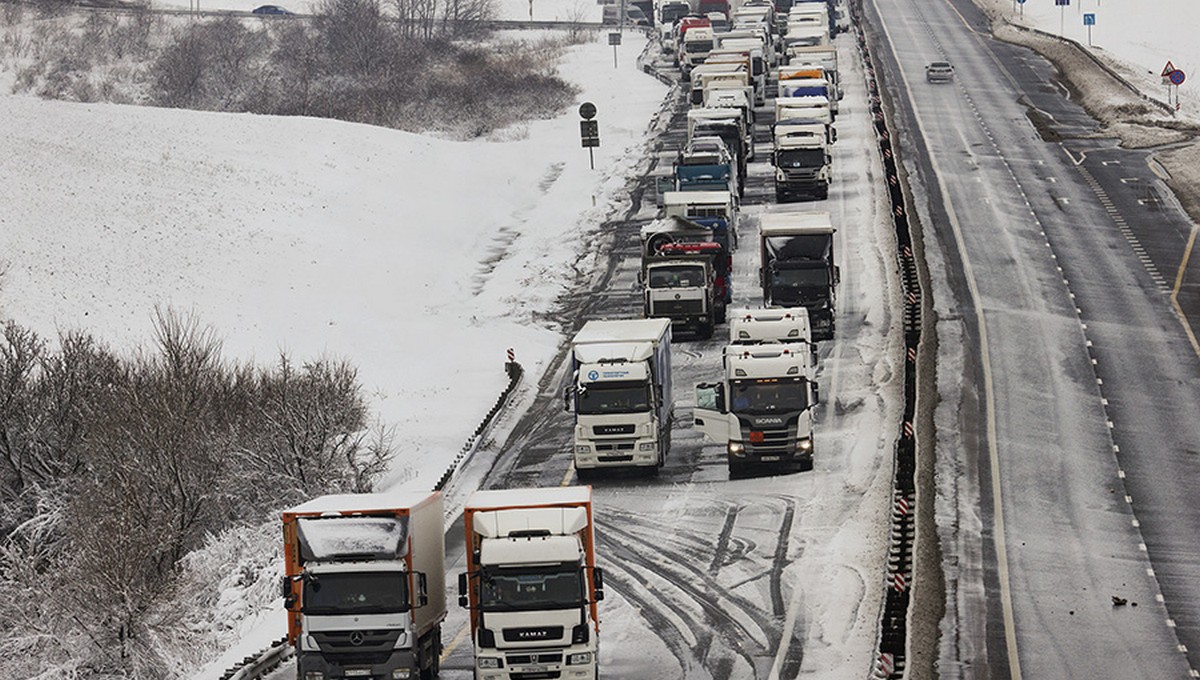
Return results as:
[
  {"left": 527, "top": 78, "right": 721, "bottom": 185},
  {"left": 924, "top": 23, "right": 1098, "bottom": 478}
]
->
[
  {"left": 672, "top": 135, "right": 741, "bottom": 197},
  {"left": 707, "top": 44, "right": 766, "bottom": 105},
  {"left": 758, "top": 210, "right": 839, "bottom": 340},
  {"left": 690, "top": 61, "right": 749, "bottom": 106},
  {"left": 641, "top": 245, "right": 718, "bottom": 339},
  {"left": 778, "top": 77, "right": 836, "bottom": 117},
  {"left": 641, "top": 213, "right": 734, "bottom": 329},
  {"left": 771, "top": 118, "right": 832, "bottom": 201},
  {"left": 681, "top": 26, "right": 716, "bottom": 76},
  {"left": 693, "top": 307, "right": 819, "bottom": 475},
  {"left": 784, "top": 45, "right": 841, "bottom": 99},
  {"left": 566, "top": 318, "right": 673, "bottom": 474},
  {"left": 688, "top": 106, "right": 754, "bottom": 163},
  {"left": 458, "top": 487, "right": 604, "bottom": 680},
  {"left": 282, "top": 490, "right": 446, "bottom": 680}
]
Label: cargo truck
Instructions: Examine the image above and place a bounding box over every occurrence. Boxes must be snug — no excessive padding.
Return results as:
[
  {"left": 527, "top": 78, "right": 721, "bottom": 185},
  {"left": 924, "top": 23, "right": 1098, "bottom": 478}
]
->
[
  {"left": 671, "top": 136, "right": 741, "bottom": 197},
  {"left": 282, "top": 490, "right": 446, "bottom": 680},
  {"left": 758, "top": 210, "right": 838, "bottom": 340},
  {"left": 458, "top": 487, "right": 603, "bottom": 680},
  {"left": 641, "top": 215, "right": 733, "bottom": 335},
  {"left": 693, "top": 308, "right": 819, "bottom": 474},
  {"left": 771, "top": 118, "right": 832, "bottom": 201},
  {"left": 566, "top": 319, "right": 673, "bottom": 474}
]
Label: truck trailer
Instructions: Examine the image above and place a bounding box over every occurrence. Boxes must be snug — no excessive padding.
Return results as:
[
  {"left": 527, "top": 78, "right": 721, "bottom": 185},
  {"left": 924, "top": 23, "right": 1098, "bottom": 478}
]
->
[
  {"left": 458, "top": 487, "right": 604, "bottom": 680},
  {"left": 566, "top": 318, "right": 673, "bottom": 474},
  {"left": 282, "top": 490, "right": 446, "bottom": 680},
  {"left": 758, "top": 210, "right": 839, "bottom": 340}
]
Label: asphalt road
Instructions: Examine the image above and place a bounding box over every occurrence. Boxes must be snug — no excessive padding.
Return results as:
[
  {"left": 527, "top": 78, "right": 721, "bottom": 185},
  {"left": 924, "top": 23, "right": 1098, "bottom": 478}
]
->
[{"left": 862, "top": 0, "right": 1200, "bottom": 675}]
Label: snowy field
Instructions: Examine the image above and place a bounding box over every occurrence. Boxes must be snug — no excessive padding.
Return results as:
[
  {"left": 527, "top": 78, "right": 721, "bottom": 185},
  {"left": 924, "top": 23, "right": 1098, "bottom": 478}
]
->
[{"left": 977, "top": 0, "right": 1199, "bottom": 117}]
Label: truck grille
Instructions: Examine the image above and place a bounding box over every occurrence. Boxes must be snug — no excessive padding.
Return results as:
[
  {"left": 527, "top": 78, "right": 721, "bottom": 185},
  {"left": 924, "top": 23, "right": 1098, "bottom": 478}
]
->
[
  {"left": 512, "top": 673, "right": 561, "bottom": 680},
  {"left": 782, "top": 168, "right": 819, "bottom": 181},
  {"left": 651, "top": 299, "right": 704, "bottom": 316},
  {"left": 312, "top": 629, "right": 401, "bottom": 655},
  {"left": 509, "top": 653, "right": 564, "bottom": 665},
  {"left": 594, "top": 441, "right": 635, "bottom": 451},
  {"left": 742, "top": 421, "right": 799, "bottom": 457},
  {"left": 503, "top": 626, "right": 564, "bottom": 643},
  {"left": 592, "top": 424, "right": 635, "bottom": 436}
]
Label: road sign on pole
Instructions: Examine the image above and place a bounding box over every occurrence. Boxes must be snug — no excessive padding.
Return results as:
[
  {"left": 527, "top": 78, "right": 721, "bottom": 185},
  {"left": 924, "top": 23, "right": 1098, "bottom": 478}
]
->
[
  {"left": 609, "top": 32, "right": 621, "bottom": 69},
  {"left": 1162, "top": 61, "right": 1176, "bottom": 78},
  {"left": 1170, "top": 69, "right": 1186, "bottom": 86},
  {"left": 1083, "top": 13, "right": 1094, "bottom": 45},
  {"left": 579, "top": 103, "right": 599, "bottom": 168}
]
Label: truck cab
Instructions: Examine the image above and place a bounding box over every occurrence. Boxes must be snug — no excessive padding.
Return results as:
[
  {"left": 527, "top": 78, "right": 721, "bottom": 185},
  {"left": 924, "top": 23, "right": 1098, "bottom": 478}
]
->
[
  {"left": 771, "top": 119, "right": 832, "bottom": 201},
  {"left": 693, "top": 332, "right": 819, "bottom": 475},
  {"left": 758, "top": 210, "right": 839, "bottom": 340}
]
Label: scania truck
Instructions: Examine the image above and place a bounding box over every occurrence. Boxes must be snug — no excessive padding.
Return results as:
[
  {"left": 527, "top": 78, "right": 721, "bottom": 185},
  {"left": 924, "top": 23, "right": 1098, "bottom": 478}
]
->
[
  {"left": 694, "top": 308, "right": 819, "bottom": 475},
  {"left": 566, "top": 318, "right": 673, "bottom": 474},
  {"left": 282, "top": 490, "right": 446, "bottom": 680},
  {"left": 458, "top": 487, "right": 603, "bottom": 680}
]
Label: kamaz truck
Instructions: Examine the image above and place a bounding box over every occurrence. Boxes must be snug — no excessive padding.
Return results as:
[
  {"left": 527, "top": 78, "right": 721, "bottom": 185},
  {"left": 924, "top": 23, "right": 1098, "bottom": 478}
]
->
[
  {"left": 282, "top": 490, "right": 446, "bottom": 680},
  {"left": 693, "top": 310, "right": 819, "bottom": 475},
  {"left": 458, "top": 487, "right": 603, "bottom": 680},
  {"left": 758, "top": 210, "right": 839, "bottom": 340},
  {"left": 566, "top": 318, "right": 673, "bottom": 474}
]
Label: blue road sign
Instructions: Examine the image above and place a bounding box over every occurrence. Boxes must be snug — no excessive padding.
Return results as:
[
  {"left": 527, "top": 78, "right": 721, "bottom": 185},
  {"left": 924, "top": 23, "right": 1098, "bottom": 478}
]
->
[
  {"left": 1083, "top": 12, "right": 1095, "bottom": 25},
  {"left": 1170, "top": 69, "right": 1186, "bottom": 86}
]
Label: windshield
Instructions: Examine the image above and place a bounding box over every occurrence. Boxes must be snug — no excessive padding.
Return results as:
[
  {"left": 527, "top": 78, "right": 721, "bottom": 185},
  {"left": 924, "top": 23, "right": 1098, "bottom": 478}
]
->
[
  {"left": 730, "top": 378, "right": 809, "bottom": 414},
  {"left": 577, "top": 381, "right": 651, "bottom": 415},
  {"left": 480, "top": 566, "right": 584, "bottom": 612},
  {"left": 303, "top": 571, "right": 409, "bottom": 616},
  {"left": 649, "top": 265, "right": 704, "bottom": 288},
  {"left": 686, "top": 40, "right": 714, "bottom": 53},
  {"left": 776, "top": 148, "right": 825, "bottom": 168}
]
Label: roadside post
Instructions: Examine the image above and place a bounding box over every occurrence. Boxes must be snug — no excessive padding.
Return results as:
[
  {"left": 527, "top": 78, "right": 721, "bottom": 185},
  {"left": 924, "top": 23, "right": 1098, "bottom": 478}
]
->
[
  {"left": 1017, "top": 0, "right": 1024, "bottom": 18},
  {"left": 1055, "top": 0, "right": 1068, "bottom": 37},
  {"left": 579, "top": 102, "right": 600, "bottom": 169},
  {"left": 1083, "top": 12, "right": 1094, "bottom": 46}
]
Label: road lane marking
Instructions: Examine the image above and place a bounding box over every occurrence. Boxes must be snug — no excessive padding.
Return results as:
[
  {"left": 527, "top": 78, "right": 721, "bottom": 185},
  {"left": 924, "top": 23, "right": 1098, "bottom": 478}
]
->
[
  {"left": 1171, "top": 223, "right": 1200, "bottom": 358},
  {"left": 442, "top": 622, "right": 469, "bottom": 661}
]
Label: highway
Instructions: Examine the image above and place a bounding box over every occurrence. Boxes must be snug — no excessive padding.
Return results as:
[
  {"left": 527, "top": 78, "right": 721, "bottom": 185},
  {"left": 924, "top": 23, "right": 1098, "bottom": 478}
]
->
[{"left": 863, "top": 0, "right": 1200, "bottom": 675}]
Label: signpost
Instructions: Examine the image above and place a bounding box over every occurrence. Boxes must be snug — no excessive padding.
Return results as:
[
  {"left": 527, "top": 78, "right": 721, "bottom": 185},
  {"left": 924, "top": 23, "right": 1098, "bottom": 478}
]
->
[
  {"left": 579, "top": 102, "right": 599, "bottom": 169},
  {"left": 608, "top": 32, "right": 622, "bottom": 69},
  {"left": 1083, "top": 12, "right": 1094, "bottom": 46},
  {"left": 1017, "top": 0, "right": 1024, "bottom": 17},
  {"left": 1055, "top": 0, "right": 1068, "bottom": 36},
  {"left": 1162, "top": 62, "right": 1185, "bottom": 112}
]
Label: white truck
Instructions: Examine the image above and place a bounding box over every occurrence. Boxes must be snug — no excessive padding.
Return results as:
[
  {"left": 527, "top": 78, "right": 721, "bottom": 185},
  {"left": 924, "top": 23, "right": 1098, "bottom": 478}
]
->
[
  {"left": 566, "top": 318, "right": 673, "bottom": 475},
  {"left": 681, "top": 26, "right": 716, "bottom": 76},
  {"left": 282, "top": 490, "right": 446, "bottom": 680},
  {"left": 785, "top": 45, "right": 841, "bottom": 100},
  {"left": 771, "top": 118, "right": 832, "bottom": 201},
  {"left": 694, "top": 308, "right": 819, "bottom": 475},
  {"left": 458, "top": 487, "right": 604, "bottom": 680}
]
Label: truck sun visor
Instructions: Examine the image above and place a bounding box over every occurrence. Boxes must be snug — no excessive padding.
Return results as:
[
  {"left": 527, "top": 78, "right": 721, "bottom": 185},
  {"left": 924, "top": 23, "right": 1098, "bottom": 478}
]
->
[{"left": 297, "top": 515, "right": 409, "bottom": 563}]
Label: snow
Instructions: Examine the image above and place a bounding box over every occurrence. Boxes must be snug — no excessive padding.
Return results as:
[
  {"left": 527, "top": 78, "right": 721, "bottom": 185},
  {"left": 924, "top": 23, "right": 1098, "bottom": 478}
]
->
[
  {"left": 976, "top": 0, "right": 1200, "bottom": 118},
  {"left": 3, "top": 0, "right": 1197, "bottom": 676}
]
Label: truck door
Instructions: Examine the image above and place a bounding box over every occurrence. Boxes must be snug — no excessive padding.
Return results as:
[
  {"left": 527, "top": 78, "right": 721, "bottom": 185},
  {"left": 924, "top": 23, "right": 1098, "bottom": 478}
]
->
[{"left": 693, "top": 383, "right": 731, "bottom": 443}]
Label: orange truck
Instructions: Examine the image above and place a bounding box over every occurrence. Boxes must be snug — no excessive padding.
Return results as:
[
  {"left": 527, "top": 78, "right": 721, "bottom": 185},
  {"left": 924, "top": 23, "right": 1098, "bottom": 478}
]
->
[
  {"left": 457, "top": 487, "right": 603, "bottom": 680},
  {"left": 282, "top": 490, "right": 446, "bottom": 680}
]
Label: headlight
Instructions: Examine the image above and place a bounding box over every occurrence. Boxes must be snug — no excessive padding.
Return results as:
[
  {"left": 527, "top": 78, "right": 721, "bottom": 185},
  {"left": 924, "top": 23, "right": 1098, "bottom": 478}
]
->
[
  {"left": 568, "top": 653, "right": 593, "bottom": 665},
  {"left": 391, "top": 670, "right": 412, "bottom": 680},
  {"left": 796, "top": 438, "right": 813, "bottom": 452},
  {"left": 576, "top": 445, "right": 591, "bottom": 454},
  {"left": 728, "top": 442, "right": 745, "bottom": 456},
  {"left": 478, "top": 658, "right": 502, "bottom": 669},
  {"left": 639, "top": 442, "right": 656, "bottom": 451}
]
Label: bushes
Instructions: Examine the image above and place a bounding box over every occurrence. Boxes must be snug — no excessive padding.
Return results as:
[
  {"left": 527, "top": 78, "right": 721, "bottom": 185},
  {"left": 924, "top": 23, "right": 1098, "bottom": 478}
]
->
[
  {"left": 4, "top": 3, "right": 580, "bottom": 137},
  {"left": 0, "top": 311, "right": 393, "bottom": 677}
]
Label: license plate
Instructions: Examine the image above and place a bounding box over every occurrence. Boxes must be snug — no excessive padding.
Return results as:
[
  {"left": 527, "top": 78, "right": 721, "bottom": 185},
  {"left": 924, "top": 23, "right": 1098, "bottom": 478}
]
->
[
  {"left": 345, "top": 671, "right": 372, "bottom": 678},
  {"left": 517, "top": 666, "right": 548, "bottom": 673},
  {"left": 761, "top": 455, "right": 781, "bottom": 462}
]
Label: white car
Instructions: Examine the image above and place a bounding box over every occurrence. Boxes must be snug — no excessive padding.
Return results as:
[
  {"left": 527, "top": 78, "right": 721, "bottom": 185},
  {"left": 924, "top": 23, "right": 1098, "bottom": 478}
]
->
[{"left": 925, "top": 61, "right": 954, "bottom": 83}]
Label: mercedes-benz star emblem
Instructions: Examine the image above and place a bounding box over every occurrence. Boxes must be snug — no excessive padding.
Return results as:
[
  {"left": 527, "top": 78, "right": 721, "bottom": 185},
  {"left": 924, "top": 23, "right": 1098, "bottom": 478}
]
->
[{"left": 349, "top": 631, "right": 365, "bottom": 646}]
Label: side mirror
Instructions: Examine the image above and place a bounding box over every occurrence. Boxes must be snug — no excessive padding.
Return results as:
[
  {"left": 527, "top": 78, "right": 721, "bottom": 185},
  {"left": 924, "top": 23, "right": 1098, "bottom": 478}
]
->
[
  {"left": 415, "top": 572, "right": 429, "bottom": 607},
  {"left": 563, "top": 384, "right": 575, "bottom": 413},
  {"left": 812, "top": 382, "right": 820, "bottom": 406},
  {"left": 834, "top": 265, "right": 841, "bottom": 286},
  {"left": 457, "top": 572, "right": 471, "bottom": 607},
  {"left": 830, "top": 127, "right": 838, "bottom": 143},
  {"left": 281, "top": 576, "right": 296, "bottom": 609},
  {"left": 593, "top": 567, "right": 605, "bottom": 601}
]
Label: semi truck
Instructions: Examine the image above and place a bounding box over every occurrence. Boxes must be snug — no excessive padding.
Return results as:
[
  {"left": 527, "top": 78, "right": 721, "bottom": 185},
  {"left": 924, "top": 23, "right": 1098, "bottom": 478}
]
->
[
  {"left": 641, "top": 214, "right": 734, "bottom": 335},
  {"left": 771, "top": 118, "right": 832, "bottom": 201},
  {"left": 693, "top": 308, "right": 819, "bottom": 475},
  {"left": 758, "top": 210, "right": 838, "bottom": 340},
  {"left": 458, "top": 487, "right": 603, "bottom": 680},
  {"left": 566, "top": 318, "right": 673, "bottom": 474},
  {"left": 671, "top": 136, "right": 741, "bottom": 197},
  {"left": 281, "top": 490, "right": 446, "bottom": 680}
]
